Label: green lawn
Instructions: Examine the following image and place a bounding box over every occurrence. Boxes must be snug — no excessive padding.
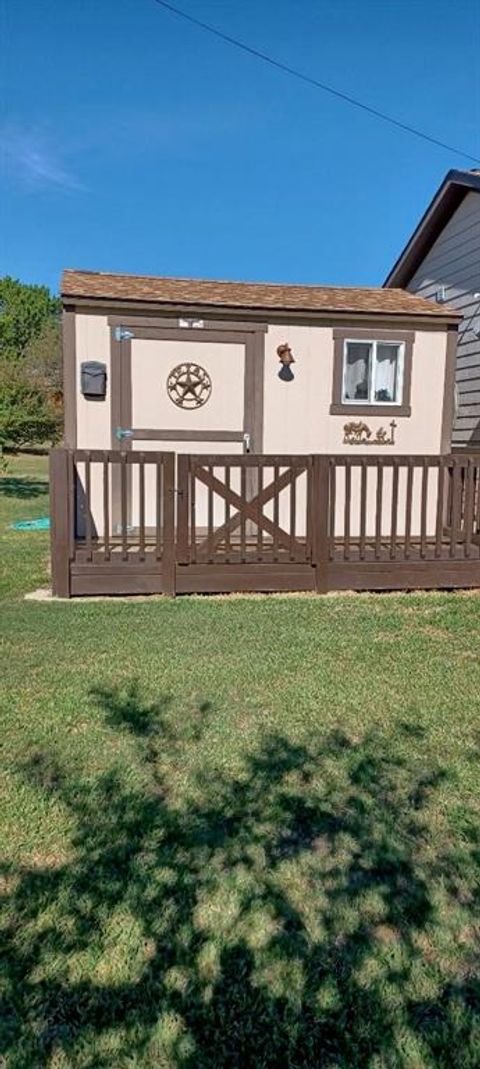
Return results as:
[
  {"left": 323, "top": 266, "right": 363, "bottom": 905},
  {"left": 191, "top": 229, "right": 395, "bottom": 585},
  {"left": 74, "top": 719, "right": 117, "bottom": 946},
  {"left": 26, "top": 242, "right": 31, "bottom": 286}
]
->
[{"left": 1, "top": 455, "right": 479, "bottom": 1068}]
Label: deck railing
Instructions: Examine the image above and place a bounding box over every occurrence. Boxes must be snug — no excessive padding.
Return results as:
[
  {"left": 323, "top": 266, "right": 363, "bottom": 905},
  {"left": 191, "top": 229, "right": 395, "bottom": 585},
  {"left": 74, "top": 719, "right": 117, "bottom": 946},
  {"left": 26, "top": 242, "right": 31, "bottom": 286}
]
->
[
  {"left": 327, "top": 454, "right": 480, "bottom": 561},
  {"left": 50, "top": 450, "right": 175, "bottom": 596},
  {"left": 50, "top": 449, "right": 480, "bottom": 597}
]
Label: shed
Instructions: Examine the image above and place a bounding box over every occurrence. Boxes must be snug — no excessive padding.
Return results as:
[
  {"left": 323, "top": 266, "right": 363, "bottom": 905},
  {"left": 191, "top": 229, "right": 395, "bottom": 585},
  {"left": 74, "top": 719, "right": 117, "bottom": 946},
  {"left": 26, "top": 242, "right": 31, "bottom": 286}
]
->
[
  {"left": 49, "top": 269, "right": 480, "bottom": 599},
  {"left": 62, "top": 269, "right": 459, "bottom": 460}
]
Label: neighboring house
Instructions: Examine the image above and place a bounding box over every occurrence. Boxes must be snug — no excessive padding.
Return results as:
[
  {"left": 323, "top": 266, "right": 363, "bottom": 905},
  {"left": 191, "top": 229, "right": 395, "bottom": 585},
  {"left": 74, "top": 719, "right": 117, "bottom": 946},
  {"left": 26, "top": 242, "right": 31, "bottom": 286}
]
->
[{"left": 385, "top": 169, "right": 480, "bottom": 448}]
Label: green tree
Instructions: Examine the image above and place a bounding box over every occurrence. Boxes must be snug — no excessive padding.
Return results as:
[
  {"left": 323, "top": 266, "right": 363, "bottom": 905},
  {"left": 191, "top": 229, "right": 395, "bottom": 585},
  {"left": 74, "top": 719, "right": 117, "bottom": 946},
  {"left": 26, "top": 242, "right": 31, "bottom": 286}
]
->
[
  {"left": 23, "top": 317, "right": 63, "bottom": 405},
  {"left": 0, "top": 357, "right": 61, "bottom": 450},
  {"left": 0, "top": 276, "right": 61, "bottom": 362},
  {"left": 0, "top": 277, "right": 62, "bottom": 453}
]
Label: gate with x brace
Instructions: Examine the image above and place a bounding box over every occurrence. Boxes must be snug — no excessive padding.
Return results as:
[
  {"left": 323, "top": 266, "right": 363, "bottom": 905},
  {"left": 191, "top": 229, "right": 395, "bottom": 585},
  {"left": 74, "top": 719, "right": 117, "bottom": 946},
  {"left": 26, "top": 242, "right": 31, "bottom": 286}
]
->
[{"left": 175, "top": 453, "right": 315, "bottom": 594}]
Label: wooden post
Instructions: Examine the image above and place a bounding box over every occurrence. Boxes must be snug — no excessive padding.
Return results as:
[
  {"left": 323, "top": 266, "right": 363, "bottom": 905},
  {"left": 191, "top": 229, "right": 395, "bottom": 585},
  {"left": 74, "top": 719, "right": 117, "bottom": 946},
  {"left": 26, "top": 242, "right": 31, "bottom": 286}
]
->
[
  {"left": 162, "top": 453, "right": 176, "bottom": 595},
  {"left": 50, "top": 448, "right": 71, "bottom": 598},
  {"left": 450, "top": 459, "right": 461, "bottom": 558},
  {"left": 463, "top": 459, "right": 474, "bottom": 558},
  {"left": 312, "top": 455, "right": 330, "bottom": 593},
  {"left": 176, "top": 453, "right": 190, "bottom": 566}
]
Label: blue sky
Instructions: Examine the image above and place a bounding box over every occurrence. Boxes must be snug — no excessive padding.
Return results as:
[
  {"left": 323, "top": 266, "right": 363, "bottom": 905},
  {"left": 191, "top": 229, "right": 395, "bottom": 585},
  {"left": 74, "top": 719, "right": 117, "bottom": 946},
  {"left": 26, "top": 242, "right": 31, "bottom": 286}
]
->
[{"left": 1, "top": 0, "right": 479, "bottom": 295}]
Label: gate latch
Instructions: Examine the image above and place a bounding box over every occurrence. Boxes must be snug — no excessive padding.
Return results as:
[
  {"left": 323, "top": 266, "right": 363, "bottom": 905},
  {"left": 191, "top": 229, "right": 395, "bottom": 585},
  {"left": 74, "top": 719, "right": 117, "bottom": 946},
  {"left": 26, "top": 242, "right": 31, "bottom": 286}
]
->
[
  {"left": 115, "top": 427, "right": 134, "bottom": 440},
  {"left": 243, "top": 432, "right": 251, "bottom": 454}
]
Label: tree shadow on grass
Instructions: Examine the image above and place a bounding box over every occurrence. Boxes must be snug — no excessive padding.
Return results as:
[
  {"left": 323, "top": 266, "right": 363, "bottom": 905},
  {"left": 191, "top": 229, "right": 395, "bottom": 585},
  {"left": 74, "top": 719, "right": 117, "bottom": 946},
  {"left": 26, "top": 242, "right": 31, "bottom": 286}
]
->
[
  {"left": 0, "top": 477, "right": 49, "bottom": 499},
  {"left": 1, "top": 683, "right": 479, "bottom": 1067}
]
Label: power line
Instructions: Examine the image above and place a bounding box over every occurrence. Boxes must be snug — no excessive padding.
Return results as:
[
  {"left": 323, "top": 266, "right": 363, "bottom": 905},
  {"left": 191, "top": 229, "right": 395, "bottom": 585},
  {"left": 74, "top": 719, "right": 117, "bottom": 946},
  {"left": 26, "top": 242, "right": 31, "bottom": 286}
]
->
[{"left": 152, "top": 0, "right": 480, "bottom": 165}]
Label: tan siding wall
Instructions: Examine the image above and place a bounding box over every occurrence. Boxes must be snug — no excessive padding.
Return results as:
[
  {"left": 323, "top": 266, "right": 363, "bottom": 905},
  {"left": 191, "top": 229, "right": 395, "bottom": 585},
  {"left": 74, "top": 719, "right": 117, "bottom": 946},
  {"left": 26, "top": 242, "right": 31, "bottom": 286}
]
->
[
  {"left": 407, "top": 191, "right": 480, "bottom": 446},
  {"left": 262, "top": 324, "right": 447, "bottom": 456},
  {"left": 261, "top": 324, "right": 447, "bottom": 538},
  {"left": 75, "top": 314, "right": 111, "bottom": 448},
  {"left": 75, "top": 315, "right": 111, "bottom": 534},
  {"left": 73, "top": 313, "right": 449, "bottom": 458},
  {"left": 73, "top": 311, "right": 449, "bottom": 537}
]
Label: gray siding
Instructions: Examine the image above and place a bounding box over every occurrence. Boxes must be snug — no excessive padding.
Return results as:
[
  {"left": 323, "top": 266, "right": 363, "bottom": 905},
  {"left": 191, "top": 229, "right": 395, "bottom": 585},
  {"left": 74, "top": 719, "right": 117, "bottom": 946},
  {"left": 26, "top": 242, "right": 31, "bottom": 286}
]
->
[{"left": 408, "top": 191, "right": 480, "bottom": 446}]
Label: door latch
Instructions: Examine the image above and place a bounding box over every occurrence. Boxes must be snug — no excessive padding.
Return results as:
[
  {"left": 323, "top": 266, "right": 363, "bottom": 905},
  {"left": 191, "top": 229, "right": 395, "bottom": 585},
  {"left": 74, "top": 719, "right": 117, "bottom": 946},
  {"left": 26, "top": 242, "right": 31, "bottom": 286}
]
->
[{"left": 243, "top": 432, "right": 251, "bottom": 454}]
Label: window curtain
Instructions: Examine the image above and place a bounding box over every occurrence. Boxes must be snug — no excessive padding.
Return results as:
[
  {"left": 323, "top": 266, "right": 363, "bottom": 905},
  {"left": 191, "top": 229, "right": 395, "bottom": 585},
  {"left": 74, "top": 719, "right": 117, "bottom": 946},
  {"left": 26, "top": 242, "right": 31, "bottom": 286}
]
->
[
  {"left": 344, "top": 343, "right": 371, "bottom": 400},
  {"left": 375, "top": 344, "right": 399, "bottom": 402}
]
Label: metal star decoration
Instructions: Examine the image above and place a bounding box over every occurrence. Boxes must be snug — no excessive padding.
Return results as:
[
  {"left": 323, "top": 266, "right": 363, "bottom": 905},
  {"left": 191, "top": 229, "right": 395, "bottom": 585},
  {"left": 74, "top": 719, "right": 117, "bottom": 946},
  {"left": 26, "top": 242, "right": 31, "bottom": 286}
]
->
[{"left": 167, "top": 363, "right": 212, "bottom": 409}]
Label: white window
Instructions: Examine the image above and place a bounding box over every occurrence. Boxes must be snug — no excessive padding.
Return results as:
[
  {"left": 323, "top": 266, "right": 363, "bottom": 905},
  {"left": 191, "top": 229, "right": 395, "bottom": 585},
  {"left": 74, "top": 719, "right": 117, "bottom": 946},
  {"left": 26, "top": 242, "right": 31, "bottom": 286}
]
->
[{"left": 342, "top": 340, "right": 404, "bottom": 405}]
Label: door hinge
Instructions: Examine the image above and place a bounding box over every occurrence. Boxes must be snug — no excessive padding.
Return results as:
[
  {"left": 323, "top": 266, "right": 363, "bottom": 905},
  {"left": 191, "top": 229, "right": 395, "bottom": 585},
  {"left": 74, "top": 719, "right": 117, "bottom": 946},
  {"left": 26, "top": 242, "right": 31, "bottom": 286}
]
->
[{"left": 114, "top": 327, "right": 134, "bottom": 342}]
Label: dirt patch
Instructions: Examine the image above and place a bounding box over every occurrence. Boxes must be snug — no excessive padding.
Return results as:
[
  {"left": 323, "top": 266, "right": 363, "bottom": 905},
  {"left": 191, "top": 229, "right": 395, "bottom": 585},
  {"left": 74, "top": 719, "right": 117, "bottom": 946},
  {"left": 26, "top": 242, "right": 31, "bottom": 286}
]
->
[
  {"left": 373, "top": 924, "right": 401, "bottom": 946},
  {"left": 420, "top": 625, "right": 451, "bottom": 639}
]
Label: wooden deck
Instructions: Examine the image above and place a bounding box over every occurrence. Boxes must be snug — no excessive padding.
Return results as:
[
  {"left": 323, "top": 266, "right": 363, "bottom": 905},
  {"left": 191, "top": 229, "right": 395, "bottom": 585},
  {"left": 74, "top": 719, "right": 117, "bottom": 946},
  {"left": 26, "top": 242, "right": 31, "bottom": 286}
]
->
[
  {"left": 70, "top": 533, "right": 480, "bottom": 595},
  {"left": 50, "top": 450, "right": 480, "bottom": 596}
]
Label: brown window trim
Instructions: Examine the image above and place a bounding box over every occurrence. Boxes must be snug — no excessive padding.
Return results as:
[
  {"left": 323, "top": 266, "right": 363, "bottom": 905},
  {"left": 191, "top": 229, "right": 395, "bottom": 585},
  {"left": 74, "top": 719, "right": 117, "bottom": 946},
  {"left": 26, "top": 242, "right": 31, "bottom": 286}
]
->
[{"left": 330, "top": 328, "right": 414, "bottom": 417}]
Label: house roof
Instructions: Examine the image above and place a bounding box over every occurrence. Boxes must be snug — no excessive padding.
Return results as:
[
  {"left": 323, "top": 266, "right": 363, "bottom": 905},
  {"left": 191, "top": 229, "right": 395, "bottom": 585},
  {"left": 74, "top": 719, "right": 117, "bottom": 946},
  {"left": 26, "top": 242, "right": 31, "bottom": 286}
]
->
[
  {"left": 61, "top": 269, "right": 459, "bottom": 319},
  {"left": 385, "top": 169, "right": 480, "bottom": 288}
]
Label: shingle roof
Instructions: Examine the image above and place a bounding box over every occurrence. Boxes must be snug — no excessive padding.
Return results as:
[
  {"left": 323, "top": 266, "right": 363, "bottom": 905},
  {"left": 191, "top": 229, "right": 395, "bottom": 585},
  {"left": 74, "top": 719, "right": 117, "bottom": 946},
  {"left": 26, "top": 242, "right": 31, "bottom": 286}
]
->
[{"left": 61, "top": 269, "right": 459, "bottom": 319}]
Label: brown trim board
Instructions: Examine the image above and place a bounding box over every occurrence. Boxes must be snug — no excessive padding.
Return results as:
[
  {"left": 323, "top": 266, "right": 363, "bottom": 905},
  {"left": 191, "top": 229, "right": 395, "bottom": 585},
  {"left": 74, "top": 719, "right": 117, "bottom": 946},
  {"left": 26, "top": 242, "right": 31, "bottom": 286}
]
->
[
  {"left": 330, "top": 328, "right": 414, "bottom": 417},
  {"left": 110, "top": 329, "right": 132, "bottom": 533},
  {"left": 117, "top": 327, "right": 250, "bottom": 345},
  {"left": 120, "top": 337, "right": 132, "bottom": 434},
  {"left": 440, "top": 327, "right": 459, "bottom": 454},
  {"left": 67, "top": 297, "right": 460, "bottom": 328},
  {"left": 107, "top": 314, "right": 268, "bottom": 333},
  {"left": 245, "top": 328, "right": 265, "bottom": 452},
  {"left": 131, "top": 429, "right": 245, "bottom": 442}
]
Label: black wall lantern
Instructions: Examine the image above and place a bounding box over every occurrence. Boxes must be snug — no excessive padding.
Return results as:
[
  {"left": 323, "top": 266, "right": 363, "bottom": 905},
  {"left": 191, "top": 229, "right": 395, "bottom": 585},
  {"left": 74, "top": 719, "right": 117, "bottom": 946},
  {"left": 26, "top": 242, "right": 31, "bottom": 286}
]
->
[{"left": 277, "top": 343, "right": 295, "bottom": 381}]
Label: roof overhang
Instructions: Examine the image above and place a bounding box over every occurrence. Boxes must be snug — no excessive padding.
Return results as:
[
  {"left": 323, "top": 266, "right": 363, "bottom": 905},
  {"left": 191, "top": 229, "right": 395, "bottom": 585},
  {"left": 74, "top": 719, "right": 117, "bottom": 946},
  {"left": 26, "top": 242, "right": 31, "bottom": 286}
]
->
[
  {"left": 61, "top": 269, "right": 460, "bottom": 324},
  {"left": 62, "top": 293, "right": 461, "bottom": 329},
  {"left": 384, "top": 169, "right": 480, "bottom": 288}
]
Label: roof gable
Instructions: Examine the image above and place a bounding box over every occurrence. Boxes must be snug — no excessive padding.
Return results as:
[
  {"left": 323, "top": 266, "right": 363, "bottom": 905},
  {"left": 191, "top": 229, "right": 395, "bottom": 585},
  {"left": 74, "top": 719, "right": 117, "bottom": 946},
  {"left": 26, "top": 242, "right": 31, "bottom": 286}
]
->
[{"left": 385, "top": 169, "right": 480, "bottom": 288}]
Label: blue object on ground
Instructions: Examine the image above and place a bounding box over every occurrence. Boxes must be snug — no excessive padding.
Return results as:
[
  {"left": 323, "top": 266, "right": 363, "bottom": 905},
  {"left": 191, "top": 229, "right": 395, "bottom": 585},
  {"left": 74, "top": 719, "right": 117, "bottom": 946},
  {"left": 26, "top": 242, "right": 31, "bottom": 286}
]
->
[{"left": 12, "top": 517, "right": 50, "bottom": 531}]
